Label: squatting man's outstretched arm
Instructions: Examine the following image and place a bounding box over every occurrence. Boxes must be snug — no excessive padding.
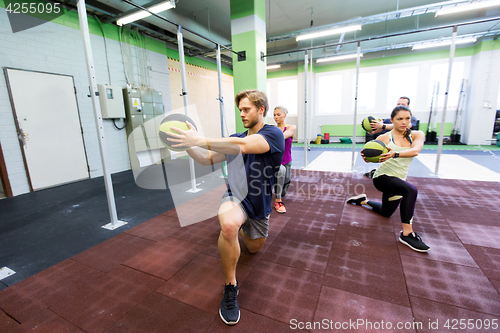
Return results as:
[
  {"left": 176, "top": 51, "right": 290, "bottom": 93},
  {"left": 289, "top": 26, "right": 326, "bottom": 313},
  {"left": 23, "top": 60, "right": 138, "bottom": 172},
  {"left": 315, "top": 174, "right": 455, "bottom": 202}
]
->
[{"left": 167, "top": 121, "right": 270, "bottom": 166}]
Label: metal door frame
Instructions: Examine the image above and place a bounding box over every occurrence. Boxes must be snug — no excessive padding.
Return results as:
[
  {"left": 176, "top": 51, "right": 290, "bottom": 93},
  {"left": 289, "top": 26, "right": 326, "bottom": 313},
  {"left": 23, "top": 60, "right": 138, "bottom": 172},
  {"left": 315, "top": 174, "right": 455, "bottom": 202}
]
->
[{"left": 3, "top": 67, "right": 90, "bottom": 193}]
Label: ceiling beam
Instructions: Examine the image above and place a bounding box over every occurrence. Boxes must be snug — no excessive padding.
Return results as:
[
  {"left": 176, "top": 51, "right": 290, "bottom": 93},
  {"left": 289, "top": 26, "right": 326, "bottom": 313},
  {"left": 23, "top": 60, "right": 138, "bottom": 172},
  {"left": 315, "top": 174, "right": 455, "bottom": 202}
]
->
[
  {"left": 266, "top": 16, "right": 500, "bottom": 59},
  {"left": 266, "top": 0, "right": 479, "bottom": 42}
]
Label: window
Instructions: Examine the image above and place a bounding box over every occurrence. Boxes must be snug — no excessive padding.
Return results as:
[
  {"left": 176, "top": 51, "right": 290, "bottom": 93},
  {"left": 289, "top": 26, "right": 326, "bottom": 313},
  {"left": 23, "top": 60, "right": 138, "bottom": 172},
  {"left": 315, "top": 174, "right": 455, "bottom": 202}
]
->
[
  {"left": 428, "top": 62, "right": 465, "bottom": 110},
  {"left": 276, "top": 79, "right": 298, "bottom": 115},
  {"left": 317, "top": 74, "right": 343, "bottom": 114},
  {"left": 352, "top": 72, "right": 377, "bottom": 112},
  {"left": 387, "top": 66, "right": 419, "bottom": 109}
]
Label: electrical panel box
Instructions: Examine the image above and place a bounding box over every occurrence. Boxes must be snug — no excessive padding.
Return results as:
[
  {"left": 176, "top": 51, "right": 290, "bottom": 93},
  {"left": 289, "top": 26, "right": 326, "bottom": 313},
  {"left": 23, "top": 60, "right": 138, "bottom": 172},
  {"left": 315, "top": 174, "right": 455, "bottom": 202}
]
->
[
  {"left": 123, "top": 86, "right": 166, "bottom": 158},
  {"left": 97, "top": 85, "right": 126, "bottom": 119}
]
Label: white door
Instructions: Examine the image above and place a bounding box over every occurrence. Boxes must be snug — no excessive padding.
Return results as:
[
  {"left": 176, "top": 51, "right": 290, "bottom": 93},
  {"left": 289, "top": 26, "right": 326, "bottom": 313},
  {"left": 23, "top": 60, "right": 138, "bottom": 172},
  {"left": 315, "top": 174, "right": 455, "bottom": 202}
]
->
[{"left": 6, "top": 68, "right": 89, "bottom": 190}]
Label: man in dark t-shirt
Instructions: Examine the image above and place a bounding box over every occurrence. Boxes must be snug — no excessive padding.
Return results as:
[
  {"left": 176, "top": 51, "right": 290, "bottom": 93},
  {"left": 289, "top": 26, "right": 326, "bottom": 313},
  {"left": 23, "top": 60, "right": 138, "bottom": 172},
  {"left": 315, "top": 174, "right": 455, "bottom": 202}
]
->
[
  {"left": 225, "top": 126, "right": 284, "bottom": 220},
  {"left": 167, "top": 89, "right": 284, "bottom": 326}
]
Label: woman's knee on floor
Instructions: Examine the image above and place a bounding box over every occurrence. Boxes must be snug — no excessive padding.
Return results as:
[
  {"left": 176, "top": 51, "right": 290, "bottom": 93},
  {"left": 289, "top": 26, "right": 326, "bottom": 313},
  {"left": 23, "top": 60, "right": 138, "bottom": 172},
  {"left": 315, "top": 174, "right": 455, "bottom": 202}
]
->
[{"left": 381, "top": 211, "right": 394, "bottom": 218}]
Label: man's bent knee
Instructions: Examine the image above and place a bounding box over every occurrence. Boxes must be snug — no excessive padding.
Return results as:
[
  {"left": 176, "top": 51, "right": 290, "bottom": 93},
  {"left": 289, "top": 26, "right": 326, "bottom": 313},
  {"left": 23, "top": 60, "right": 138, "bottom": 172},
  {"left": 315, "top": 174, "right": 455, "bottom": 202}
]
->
[
  {"left": 220, "top": 221, "right": 241, "bottom": 240},
  {"left": 218, "top": 201, "right": 245, "bottom": 240}
]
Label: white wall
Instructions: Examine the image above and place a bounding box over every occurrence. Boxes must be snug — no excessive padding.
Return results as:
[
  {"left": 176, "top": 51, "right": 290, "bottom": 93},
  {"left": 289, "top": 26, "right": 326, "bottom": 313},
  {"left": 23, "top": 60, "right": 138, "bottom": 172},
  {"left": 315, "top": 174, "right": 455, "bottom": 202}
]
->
[
  {"left": 266, "top": 76, "right": 300, "bottom": 139},
  {"left": 462, "top": 47, "right": 500, "bottom": 145},
  {"left": 268, "top": 55, "right": 480, "bottom": 143}
]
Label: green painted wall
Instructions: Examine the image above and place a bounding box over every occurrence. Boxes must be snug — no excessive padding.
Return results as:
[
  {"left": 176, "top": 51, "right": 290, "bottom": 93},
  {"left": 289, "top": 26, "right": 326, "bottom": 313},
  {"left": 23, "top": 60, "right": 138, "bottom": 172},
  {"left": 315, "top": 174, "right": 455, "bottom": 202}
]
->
[
  {"left": 267, "top": 68, "right": 299, "bottom": 79},
  {"left": 473, "top": 38, "right": 500, "bottom": 53},
  {"left": 321, "top": 123, "right": 453, "bottom": 137},
  {"left": 417, "top": 123, "right": 453, "bottom": 136},
  {"left": 230, "top": 0, "right": 266, "bottom": 22},
  {"left": 321, "top": 124, "right": 364, "bottom": 137},
  {"left": 232, "top": 31, "right": 267, "bottom": 91},
  {"left": 230, "top": 0, "right": 267, "bottom": 132},
  {"left": 232, "top": 30, "right": 267, "bottom": 132},
  {"left": 265, "top": 40, "right": 498, "bottom": 77},
  {"left": 313, "top": 46, "right": 477, "bottom": 74}
]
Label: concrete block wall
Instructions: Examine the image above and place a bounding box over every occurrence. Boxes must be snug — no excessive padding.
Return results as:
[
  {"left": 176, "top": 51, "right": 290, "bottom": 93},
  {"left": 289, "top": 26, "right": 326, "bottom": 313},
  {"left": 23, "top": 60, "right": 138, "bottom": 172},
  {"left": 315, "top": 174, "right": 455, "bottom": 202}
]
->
[
  {"left": 0, "top": 9, "right": 170, "bottom": 196},
  {"left": 147, "top": 49, "right": 173, "bottom": 113}
]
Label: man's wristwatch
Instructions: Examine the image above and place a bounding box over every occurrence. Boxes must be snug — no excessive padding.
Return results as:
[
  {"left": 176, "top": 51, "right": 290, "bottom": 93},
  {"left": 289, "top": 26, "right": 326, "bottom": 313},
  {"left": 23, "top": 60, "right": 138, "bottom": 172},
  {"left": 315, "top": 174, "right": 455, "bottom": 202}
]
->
[
  {"left": 382, "top": 124, "right": 386, "bottom": 130},
  {"left": 393, "top": 152, "right": 399, "bottom": 158}
]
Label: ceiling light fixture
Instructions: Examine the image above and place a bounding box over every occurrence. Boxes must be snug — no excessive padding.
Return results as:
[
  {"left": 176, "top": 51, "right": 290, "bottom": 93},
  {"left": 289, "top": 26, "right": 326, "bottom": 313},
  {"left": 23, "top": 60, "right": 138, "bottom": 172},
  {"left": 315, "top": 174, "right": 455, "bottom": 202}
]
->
[
  {"left": 117, "top": 0, "right": 175, "bottom": 26},
  {"left": 412, "top": 37, "right": 477, "bottom": 50},
  {"left": 435, "top": 0, "right": 500, "bottom": 16},
  {"left": 266, "top": 64, "right": 281, "bottom": 70},
  {"left": 316, "top": 53, "right": 363, "bottom": 63},
  {"left": 296, "top": 25, "right": 362, "bottom": 41}
]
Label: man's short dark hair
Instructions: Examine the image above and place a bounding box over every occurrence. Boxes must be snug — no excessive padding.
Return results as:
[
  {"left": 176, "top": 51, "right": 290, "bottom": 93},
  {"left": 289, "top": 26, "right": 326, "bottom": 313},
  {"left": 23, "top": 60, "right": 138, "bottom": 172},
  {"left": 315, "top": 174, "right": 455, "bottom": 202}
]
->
[{"left": 399, "top": 96, "right": 410, "bottom": 106}]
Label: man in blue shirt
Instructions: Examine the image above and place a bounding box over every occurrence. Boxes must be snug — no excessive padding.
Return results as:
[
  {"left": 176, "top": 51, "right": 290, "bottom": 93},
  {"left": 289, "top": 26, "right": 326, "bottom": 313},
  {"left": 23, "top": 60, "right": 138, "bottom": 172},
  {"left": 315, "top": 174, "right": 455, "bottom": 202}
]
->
[
  {"left": 368, "top": 96, "right": 418, "bottom": 135},
  {"left": 167, "top": 89, "right": 284, "bottom": 326}
]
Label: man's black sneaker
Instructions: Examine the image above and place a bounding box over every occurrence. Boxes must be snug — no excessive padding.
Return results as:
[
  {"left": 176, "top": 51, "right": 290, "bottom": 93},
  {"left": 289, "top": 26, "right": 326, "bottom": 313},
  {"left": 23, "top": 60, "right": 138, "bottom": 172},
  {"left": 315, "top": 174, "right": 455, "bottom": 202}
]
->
[
  {"left": 399, "top": 232, "right": 430, "bottom": 252},
  {"left": 346, "top": 194, "right": 367, "bottom": 206},
  {"left": 219, "top": 283, "right": 240, "bottom": 325},
  {"left": 363, "top": 169, "right": 376, "bottom": 178}
]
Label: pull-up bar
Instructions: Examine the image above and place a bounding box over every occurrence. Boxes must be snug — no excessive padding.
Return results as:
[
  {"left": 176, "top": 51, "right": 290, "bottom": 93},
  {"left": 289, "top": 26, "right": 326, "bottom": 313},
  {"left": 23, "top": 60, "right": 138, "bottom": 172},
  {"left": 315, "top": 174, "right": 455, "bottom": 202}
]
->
[{"left": 121, "top": 0, "right": 238, "bottom": 54}]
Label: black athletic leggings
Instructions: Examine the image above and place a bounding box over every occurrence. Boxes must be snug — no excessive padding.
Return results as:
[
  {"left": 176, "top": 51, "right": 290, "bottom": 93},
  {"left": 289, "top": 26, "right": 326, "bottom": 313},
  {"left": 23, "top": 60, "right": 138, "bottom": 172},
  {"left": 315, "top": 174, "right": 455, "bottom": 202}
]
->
[{"left": 367, "top": 175, "right": 418, "bottom": 224}]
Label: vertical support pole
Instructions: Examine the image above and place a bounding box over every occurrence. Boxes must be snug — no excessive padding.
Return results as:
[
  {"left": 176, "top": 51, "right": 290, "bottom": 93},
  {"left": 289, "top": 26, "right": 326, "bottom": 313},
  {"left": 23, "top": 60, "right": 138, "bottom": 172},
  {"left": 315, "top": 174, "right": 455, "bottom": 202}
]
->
[
  {"left": 435, "top": 26, "right": 457, "bottom": 176},
  {"left": 303, "top": 51, "right": 308, "bottom": 168},
  {"left": 309, "top": 49, "right": 313, "bottom": 154},
  {"left": 352, "top": 42, "right": 361, "bottom": 171},
  {"left": 452, "top": 79, "right": 465, "bottom": 135},
  {"left": 177, "top": 26, "right": 201, "bottom": 193},
  {"left": 77, "top": 0, "right": 126, "bottom": 230},
  {"left": 432, "top": 82, "right": 440, "bottom": 133},
  {"left": 216, "top": 45, "right": 225, "bottom": 138},
  {"left": 427, "top": 82, "right": 436, "bottom": 137},
  {"left": 216, "top": 45, "right": 227, "bottom": 178}
]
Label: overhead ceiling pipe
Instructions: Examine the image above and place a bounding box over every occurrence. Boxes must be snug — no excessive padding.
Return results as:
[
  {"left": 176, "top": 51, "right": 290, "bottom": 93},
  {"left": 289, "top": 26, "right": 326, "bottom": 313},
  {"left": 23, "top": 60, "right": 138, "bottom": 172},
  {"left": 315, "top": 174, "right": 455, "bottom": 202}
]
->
[
  {"left": 265, "top": 16, "right": 500, "bottom": 58},
  {"left": 267, "top": 0, "right": 480, "bottom": 42}
]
